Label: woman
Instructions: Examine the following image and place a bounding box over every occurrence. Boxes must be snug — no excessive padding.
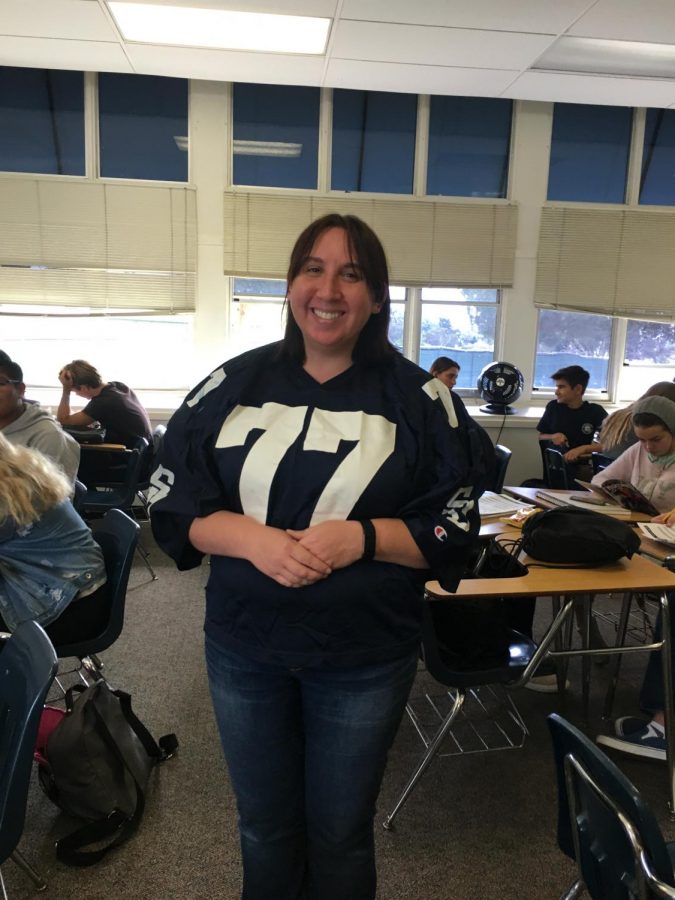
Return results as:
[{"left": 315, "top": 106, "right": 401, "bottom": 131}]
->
[
  {"left": 150, "top": 214, "right": 479, "bottom": 900},
  {"left": 430, "top": 355, "right": 460, "bottom": 390},
  {"left": 592, "top": 395, "right": 675, "bottom": 761},
  {"left": 565, "top": 380, "right": 675, "bottom": 463},
  {"left": 0, "top": 433, "right": 106, "bottom": 636}
]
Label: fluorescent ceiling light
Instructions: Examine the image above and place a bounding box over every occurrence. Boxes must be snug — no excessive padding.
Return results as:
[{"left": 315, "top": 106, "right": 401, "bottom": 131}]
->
[
  {"left": 108, "top": 2, "right": 330, "bottom": 54},
  {"left": 535, "top": 36, "right": 675, "bottom": 79},
  {"left": 174, "top": 136, "right": 302, "bottom": 157}
]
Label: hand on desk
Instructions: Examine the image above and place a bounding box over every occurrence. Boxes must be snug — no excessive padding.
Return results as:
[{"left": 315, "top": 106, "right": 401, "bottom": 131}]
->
[{"left": 653, "top": 509, "right": 675, "bottom": 527}]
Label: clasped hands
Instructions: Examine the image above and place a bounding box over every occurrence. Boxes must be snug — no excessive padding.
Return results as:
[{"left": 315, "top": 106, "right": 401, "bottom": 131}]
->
[{"left": 251, "top": 520, "right": 364, "bottom": 589}]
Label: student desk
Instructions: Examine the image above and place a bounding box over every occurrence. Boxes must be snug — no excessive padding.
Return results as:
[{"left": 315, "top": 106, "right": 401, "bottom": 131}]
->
[{"left": 426, "top": 552, "right": 675, "bottom": 812}]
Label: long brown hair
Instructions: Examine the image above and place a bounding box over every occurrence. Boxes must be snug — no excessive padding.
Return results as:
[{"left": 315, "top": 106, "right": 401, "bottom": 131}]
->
[
  {"left": 280, "top": 213, "right": 395, "bottom": 365},
  {"left": 600, "top": 381, "right": 675, "bottom": 450}
]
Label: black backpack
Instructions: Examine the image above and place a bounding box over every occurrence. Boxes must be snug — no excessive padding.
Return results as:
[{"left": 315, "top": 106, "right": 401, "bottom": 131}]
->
[{"left": 521, "top": 507, "right": 640, "bottom": 565}]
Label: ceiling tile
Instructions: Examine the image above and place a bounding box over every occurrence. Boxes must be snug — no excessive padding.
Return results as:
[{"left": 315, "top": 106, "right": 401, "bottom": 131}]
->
[
  {"left": 340, "top": 0, "right": 594, "bottom": 35},
  {"left": 569, "top": 0, "right": 675, "bottom": 43},
  {"left": 504, "top": 70, "right": 675, "bottom": 108},
  {"left": 0, "top": 0, "right": 118, "bottom": 41},
  {"left": 325, "top": 58, "right": 519, "bottom": 96},
  {"left": 0, "top": 35, "right": 132, "bottom": 71},
  {"left": 332, "top": 20, "right": 555, "bottom": 69}
]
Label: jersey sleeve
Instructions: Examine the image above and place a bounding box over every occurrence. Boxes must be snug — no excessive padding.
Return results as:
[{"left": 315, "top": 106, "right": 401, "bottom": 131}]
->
[
  {"left": 397, "top": 383, "right": 481, "bottom": 592},
  {"left": 149, "top": 367, "right": 232, "bottom": 570}
]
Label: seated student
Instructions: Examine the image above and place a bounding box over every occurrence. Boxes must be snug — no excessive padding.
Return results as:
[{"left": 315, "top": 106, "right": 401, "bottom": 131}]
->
[
  {"left": 537, "top": 365, "right": 607, "bottom": 479},
  {"left": 0, "top": 350, "right": 80, "bottom": 483},
  {"left": 0, "top": 433, "right": 107, "bottom": 639},
  {"left": 56, "top": 359, "right": 152, "bottom": 449},
  {"left": 566, "top": 380, "right": 675, "bottom": 464},
  {"left": 430, "top": 356, "right": 460, "bottom": 391},
  {"left": 593, "top": 396, "right": 675, "bottom": 760}
]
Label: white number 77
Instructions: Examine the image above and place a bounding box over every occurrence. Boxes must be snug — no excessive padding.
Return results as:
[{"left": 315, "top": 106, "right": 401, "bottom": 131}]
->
[{"left": 216, "top": 403, "right": 396, "bottom": 525}]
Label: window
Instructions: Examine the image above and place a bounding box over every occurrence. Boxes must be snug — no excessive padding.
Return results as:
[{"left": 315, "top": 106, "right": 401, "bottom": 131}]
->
[
  {"left": 547, "top": 104, "right": 631, "bottom": 204},
  {"left": 0, "top": 307, "right": 193, "bottom": 398},
  {"left": 419, "top": 288, "right": 498, "bottom": 388},
  {"left": 0, "top": 67, "right": 84, "bottom": 176},
  {"left": 617, "top": 319, "right": 675, "bottom": 399},
  {"left": 640, "top": 109, "right": 675, "bottom": 206},
  {"left": 231, "top": 278, "right": 287, "bottom": 356},
  {"left": 426, "top": 97, "right": 512, "bottom": 198},
  {"left": 233, "top": 84, "right": 320, "bottom": 189},
  {"left": 331, "top": 90, "right": 417, "bottom": 194},
  {"left": 388, "top": 287, "right": 405, "bottom": 352},
  {"left": 534, "top": 310, "right": 612, "bottom": 392},
  {"left": 98, "top": 73, "right": 188, "bottom": 181}
]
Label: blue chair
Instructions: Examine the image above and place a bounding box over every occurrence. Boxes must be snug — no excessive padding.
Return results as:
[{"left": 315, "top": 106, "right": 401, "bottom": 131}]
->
[
  {"left": 545, "top": 446, "right": 576, "bottom": 489},
  {"left": 548, "top": 713, "right": 675, "bottom": 899},
  {"left": 591, "top": 452, "right": 613, "bottom": 476},
  {"left": 47, "top": 509, "right": 140, "bottom": 688},
  {"left": 0, "top": 621, "right": 58, "bottom": 896},
  {"left": 491, "top": 443, "right": 512, "bottom": 493}
]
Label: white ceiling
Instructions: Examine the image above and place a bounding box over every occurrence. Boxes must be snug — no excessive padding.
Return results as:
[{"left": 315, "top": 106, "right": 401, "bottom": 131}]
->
[{"left": 3, "top": 0, "right": 675, "bottom": 108}]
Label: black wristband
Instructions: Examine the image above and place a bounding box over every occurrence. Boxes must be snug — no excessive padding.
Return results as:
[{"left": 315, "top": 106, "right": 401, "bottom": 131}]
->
[{"left": 360, "top": 519, "right": 376, "bottom": 561}]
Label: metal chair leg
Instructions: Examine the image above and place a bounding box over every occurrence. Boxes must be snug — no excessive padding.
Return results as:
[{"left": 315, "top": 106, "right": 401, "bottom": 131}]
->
[
  {"left": 559, "top": 877, "right": 585, "bottom": 900},
  {"left": 383, "top": 689, "right": 465, "bottom": 830},
  {"left": 135, "top": 542, "right": 158, "bottom": 580},
  {"left": 11, "top": 849, "right": 47, "bottom": 891},
  {"left": 603, "top": 593, "right": 633, "bottom": 721}
]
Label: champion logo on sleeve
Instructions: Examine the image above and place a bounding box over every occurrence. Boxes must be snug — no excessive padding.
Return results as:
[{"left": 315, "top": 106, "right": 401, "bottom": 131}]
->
[{"left": 434, "top": 526, "right": 448, "bottom": 542}]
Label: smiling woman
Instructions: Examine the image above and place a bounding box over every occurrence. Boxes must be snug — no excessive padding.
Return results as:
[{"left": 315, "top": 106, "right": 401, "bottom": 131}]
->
[{"left": 149, "top": 212, "right": 483, "bottom": 900}]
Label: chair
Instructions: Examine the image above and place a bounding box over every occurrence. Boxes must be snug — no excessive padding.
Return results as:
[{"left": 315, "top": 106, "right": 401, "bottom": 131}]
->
[
  {"left": 591, "top": 452, "right": 613, "bottom": 476},
  {"left": 72, "top": 478, "right": 87, "bottom": 515},
  {"left": 382, "top": 596, "right": 536, "bottom": 830},
  {"left": 491, "top": 443, "right": 512, "bottom": 493},
  {"left": 545, "top": 446, "right": 575, "bottom": 489},
  {"left": 47, "top": 508, "right": 140, "bottom": 689},
  {"left": 0, "top": 621, "right": 58, "bottom": 897},
  {"left": 80, "top": 438, "right": 157, "bottom": 579},
  {"left": 134, "top": 425, "right": 167, "bottom": 519},
  {"left": 548, "top": 713, "right": 675, "bottom": 899}
]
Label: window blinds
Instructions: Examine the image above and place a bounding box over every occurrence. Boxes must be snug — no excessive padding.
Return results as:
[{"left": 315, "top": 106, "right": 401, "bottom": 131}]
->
[
  {"left": 223, "top": 192, "right": 517, "bottom": 287},
  {"left": 536, "top": 206, "right": 675, "bottom": 322},
  {"left": 0, "top": 178, "right": 196, "bottom": 312}
]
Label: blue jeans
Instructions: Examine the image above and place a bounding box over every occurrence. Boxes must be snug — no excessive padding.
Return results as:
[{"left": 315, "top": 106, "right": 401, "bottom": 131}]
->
[
  {"left": 639, "top": 592, "right": 675, "bottom": 713},
  {"left": 205, "top": 636, "right": 418, "bottom": 900}
]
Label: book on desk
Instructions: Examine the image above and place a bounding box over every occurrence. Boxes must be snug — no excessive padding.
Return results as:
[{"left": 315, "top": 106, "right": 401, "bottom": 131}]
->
[{"left": 535, "top": 489, "right": 633, "bottom": 518}]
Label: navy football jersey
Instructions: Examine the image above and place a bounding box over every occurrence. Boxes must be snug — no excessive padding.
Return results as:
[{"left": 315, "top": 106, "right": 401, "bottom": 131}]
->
[{"left": 150, "top": 343, "right": 480, "bottom": 668}]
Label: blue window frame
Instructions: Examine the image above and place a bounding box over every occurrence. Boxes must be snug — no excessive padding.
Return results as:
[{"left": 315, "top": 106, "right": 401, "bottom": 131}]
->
[
  {"left": 98, "top": 73, "right": 188, "bottom": 181},
  {"left": 331, "top": 90, "right": 417, "bottom": 194},
  {"left": 427, "top": 97, "right": 512, "bottom": 198},
  {"left": 547, "top": 103, "right": 631, "bottom": 203},
  {"left": 0, "top": 67, "right": 84, "bottom": 175},
  {"left": 640, "top": 109, "right": 675, "bottom": 206},
  {"left": 233, "top": 83, "right": 319, "bottom": 189}
]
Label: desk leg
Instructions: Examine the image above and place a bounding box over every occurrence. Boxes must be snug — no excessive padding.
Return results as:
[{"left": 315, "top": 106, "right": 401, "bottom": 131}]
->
[
  {"left": 660, "top": 590, "right": 675, "bottom": 816},
  {"left": 602, "top": 592, "right": 632, "bottom": 721}
]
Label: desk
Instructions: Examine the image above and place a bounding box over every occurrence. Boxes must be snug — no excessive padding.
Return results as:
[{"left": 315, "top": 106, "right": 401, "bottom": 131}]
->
[{"left": 426, "top": 553, "right": 675, "bottom": 811}]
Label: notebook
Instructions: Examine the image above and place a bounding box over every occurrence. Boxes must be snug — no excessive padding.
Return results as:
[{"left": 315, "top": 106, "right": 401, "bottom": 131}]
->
[
  {"left": 637, "top": 522, "right": 675, "bottom": 547},
  {"left": 478, "top": 491, "right": 535, "bottom": 517}
]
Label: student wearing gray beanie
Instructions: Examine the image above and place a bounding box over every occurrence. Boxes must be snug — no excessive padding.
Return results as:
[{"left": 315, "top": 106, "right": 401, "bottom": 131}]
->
[{"left": 594, "top": 393, "right": 675, "bottom": 762}]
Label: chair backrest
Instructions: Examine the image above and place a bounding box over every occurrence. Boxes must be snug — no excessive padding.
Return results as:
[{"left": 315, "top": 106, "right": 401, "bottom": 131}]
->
[
  {"left": 51, "top": 509, "right": 140, "bottom": 659},
  {"left": 544, "top": 446, "right": 574, "bottom": 489},
  {"left": 591, "top": 452, "right": 613, "bottom": 475},
  {"left": 72, "top": 478, "right": 87, "bottom": 514},
  {"left": 547, "top": 714, "right": 675, "bottom": 898},
  {"left": 0, "top": 622, "right": 58, "bottom": 864},
  {"left": 491, "top": 444, "right": 512, "bottom": 493},
  {"left": 81, "top": 439, "right": 148, "bottom": 513}
]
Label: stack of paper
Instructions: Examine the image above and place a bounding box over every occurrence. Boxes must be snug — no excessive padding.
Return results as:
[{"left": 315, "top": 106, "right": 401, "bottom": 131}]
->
[
  {"left": 479, "top": 491, "right": 535, "bottom": 517},
  {"left": 638, "top": 522, "right": 675, "bottom": 547}
]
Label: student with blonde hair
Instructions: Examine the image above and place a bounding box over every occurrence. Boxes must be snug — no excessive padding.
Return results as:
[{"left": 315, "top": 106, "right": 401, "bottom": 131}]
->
[{"left": 0, "top": 433, "right": 106, "bottom": 635}]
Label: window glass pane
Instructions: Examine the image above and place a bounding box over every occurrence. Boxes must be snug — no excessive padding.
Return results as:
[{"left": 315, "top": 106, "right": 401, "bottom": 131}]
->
[
  {"left": 331, "top": 90, "right": 416, "bottom": 194},
  {"left": 231, "top": 277, "right": 286, "bottom": 355},
  {"left": 617, "top": 319, "right": 675, "bottom": 399},
  {"left": 640, "top": 109, "right": 675, "bottom": 205},
  {"left": 233, "top": 83, "right": 319, "bottom": 189},
  {"left": 426, "top": 97, "right": 512, "bottom": 198},
  {"left": 0, "top": 67, "right": 84, "bottom": 175},
  {"left": 534, "top": 310, "right": 611, "bottom": 391},
  {"left": 388, "top": 288, "right": 405, "bottom": 351},
  {"left": 1, "top": 309, "right": 193, "bottom": 394},
  {"left": 419, "top": 288, "right": 498, "bottom": 388},
  {"left": 99, "top": 73, "right": 188, "bottom": 181},
  {"left": 547, "top": 103, "right": 631, "bottom": 203}
]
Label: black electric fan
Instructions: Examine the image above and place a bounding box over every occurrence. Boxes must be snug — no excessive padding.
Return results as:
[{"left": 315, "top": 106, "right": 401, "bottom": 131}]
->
[{"left": 477, "top": 361, "right": 524, "bottom": 415}]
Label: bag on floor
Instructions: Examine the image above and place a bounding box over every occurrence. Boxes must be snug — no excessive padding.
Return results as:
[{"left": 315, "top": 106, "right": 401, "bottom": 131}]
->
[
  {"left": 520, "top": 506, "right": 640, "bottom": 565},
  {"left": 35, "top": 681, "right": 178, "bottom": 867}
]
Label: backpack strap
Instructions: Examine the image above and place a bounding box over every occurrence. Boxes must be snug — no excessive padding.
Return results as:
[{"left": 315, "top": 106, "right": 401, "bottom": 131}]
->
[{"left": 113, "top": 689, "right": 178, "bottom": 762}]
